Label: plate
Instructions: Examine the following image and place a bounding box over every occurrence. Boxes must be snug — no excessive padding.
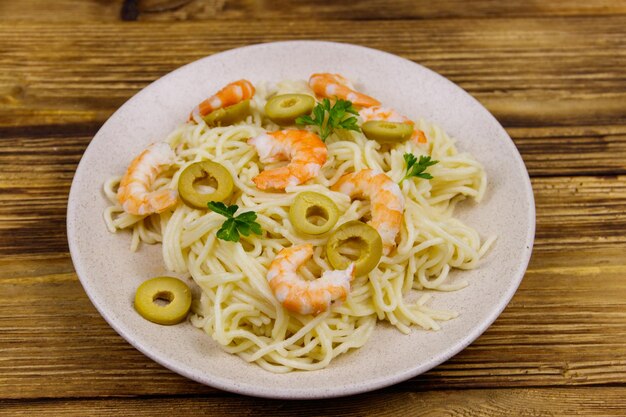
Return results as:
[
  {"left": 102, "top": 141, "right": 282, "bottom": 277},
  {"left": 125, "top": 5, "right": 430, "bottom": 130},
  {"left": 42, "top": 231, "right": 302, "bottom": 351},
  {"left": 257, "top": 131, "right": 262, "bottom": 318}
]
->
[{"left": 67, "top": 41, "right": 535, "bottom": 399}]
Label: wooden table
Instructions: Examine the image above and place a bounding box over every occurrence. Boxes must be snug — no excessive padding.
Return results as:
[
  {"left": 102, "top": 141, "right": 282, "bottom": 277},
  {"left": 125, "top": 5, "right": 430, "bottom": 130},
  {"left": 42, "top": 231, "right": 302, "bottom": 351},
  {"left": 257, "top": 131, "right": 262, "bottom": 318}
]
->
[{"left": 1, "top": 1, "right": 625, "bottom": 415}]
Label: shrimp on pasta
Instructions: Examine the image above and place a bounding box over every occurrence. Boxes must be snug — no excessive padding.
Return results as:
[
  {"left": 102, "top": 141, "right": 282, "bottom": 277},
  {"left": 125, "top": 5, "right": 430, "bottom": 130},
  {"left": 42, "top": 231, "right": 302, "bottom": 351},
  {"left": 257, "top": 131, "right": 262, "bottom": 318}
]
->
[
  {"left": 309, "top": 73, "right": 380, "bottom": 108},
  {"left": 332, "top": 169, "right": 405, "bottom": 255},
  {"left": 267, "top": 244, "right": 355, "bottom": 315},
  {"left": 117, "top": 142, "right": 178, "bottom": 216},
  {"left": 248, "top": 129, "right": 327, "bottom": 190},
  {"left": 189, "top": 79, "right": 255, "bottom": 121}
]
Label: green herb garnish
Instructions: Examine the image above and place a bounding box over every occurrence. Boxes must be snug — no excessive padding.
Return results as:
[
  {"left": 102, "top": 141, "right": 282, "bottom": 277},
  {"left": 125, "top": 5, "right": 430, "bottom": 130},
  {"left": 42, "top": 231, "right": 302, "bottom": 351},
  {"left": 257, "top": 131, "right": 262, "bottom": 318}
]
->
[
  {"left": 401, "top": 153, "right": 439, "bottom": 183},
  {"left": 207, "top": 201, "right": 263, "bottom": 242},
  {"left": 296, "top": 98, "right": 360, "bottom": 141}
]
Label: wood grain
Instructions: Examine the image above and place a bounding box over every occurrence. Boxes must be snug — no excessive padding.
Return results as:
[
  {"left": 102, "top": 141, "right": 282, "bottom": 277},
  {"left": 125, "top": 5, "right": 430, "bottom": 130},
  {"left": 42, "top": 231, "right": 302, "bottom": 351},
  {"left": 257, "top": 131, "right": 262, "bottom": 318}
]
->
[
  {"left": 511, "top": 126, "right": 626, "bottom": 176},
  {"left": 3, "top": 0, "right": 626, "bottom": 22},
  {"left": 1, "top": 18, "right": 625, "bottom": 129},
  {"left": 1, "top": 387, "right": 626, "bottom": 416},
  {"left": 533, "top": 176, "right": 626, "bottom": 250}
]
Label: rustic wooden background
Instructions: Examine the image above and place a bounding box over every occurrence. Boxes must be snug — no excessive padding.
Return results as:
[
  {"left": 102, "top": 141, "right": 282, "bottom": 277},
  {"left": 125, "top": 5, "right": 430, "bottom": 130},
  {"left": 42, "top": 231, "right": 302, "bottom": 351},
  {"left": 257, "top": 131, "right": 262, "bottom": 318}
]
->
[{"left": 1, "top": 0, "right": 625, "bottom": 415}]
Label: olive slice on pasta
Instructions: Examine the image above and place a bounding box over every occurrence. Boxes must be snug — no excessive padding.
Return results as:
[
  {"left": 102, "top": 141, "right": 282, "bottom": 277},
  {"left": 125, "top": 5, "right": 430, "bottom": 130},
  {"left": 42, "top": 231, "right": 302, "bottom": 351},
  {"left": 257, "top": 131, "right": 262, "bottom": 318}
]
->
[
  {"left": 361, "top": 120, "right": 413, "bottom": 143},
  {"left": 289, "top": 191, "right": 340, "bottom": 235},
  {"left": 326, "top": 220, "right": 383, "bottom": 276},
  {"left": 265, "top": 94, "right": 316, "bottom": 125},
  {"left": 178, "top": 161, "right": 234, "bottom": 209}
]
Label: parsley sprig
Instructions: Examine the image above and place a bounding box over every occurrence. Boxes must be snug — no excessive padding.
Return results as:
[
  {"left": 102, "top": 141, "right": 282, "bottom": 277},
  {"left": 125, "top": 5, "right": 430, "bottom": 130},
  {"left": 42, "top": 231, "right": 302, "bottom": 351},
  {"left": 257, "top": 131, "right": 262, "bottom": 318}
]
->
[
  {"left": 296, "top": 98, "right": 360, "bottom": 141},
  {"left": 401, "top": 153, "right": 439, "bottom": 183},
  {"left": 207, "top": 201, "right": 263, "bottom": 242}
]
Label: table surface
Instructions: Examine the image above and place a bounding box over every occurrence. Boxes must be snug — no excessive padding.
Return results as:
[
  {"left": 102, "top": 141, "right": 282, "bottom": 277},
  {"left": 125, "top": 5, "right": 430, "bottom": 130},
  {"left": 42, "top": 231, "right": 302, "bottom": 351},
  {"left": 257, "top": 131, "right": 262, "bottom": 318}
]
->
[{"left": 1, "top": 0, "right": 626, "bottom": 415}]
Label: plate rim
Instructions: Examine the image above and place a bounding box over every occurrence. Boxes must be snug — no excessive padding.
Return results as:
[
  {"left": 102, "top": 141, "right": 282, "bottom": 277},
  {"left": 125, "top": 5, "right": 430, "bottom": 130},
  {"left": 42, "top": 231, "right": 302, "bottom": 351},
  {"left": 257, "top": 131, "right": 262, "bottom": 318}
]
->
[{"left": 67, "top": 40, "right": 536, "bottom": 399}]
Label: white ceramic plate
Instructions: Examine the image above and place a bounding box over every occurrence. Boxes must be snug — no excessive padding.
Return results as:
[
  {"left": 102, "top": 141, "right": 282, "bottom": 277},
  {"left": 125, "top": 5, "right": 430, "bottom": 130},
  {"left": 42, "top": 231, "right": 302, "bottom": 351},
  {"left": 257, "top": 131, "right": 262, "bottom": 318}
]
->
[{"left": 67, "top": 41, "right": 535, "bottom": 399}]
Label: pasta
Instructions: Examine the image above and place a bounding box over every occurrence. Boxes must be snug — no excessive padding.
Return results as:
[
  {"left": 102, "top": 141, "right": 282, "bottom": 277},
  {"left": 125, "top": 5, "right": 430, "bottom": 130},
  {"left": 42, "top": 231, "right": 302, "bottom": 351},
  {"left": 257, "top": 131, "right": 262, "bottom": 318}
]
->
[{"left": 103, "top": 78, "right": 494, "bottom": 372}]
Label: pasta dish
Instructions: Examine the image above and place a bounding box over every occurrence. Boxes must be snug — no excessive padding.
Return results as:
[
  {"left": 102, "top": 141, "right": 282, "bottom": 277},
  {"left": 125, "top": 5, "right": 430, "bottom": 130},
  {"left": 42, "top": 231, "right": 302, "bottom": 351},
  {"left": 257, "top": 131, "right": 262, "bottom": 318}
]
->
[{"left": 103, "top": 74, "right": 494, "bottom": 372}]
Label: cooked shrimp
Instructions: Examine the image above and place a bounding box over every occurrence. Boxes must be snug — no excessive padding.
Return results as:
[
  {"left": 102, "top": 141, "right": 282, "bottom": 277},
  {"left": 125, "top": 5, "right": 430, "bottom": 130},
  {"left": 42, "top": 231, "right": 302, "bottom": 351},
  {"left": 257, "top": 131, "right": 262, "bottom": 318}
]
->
[
  {"left": 309, "top": 73, "right": 381, "bottom": 108},
  {"left": 267, "top": 244, "right": 356, "bottom": 315},
  {"left": 248, "top": 129, "right": 327, "bottom": 190},
  {"left": 359, "top": 106, "right": 412, "bottom": 124},
  {"left": 413, "top": 129, "right": 428, "bottom": 144},
  {"left": 189, "top": 79, "right": 255, "bottom": 121},
  {"left": 331, "top": 169, "right": 405, "bottom": 255},
  {"left": 117, "top": 142, "right": 178, "bottom": 215},
  {"left": 360, "top": 106, "right": 427, "bottom": 144}
]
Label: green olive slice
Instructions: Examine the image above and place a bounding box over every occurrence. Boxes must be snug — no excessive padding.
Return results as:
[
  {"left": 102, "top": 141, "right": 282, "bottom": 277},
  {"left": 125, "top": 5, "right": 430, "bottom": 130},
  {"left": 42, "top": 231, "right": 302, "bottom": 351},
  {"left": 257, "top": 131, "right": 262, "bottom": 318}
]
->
[
  {"left": 134, "top": 276, "right": 192, "bottom": 325},
  {"left": 203, "top": 99, "right": 251, "bottom": 127},
  {"left": 361, "top": 120, "right": 414, "bottom": 143},
  {"left": 326, "top": 220, "right": 383, "bottom": 276},
  {"left": 178, "top": 161, "right": 234, "bottom": 209},
  {"left": 265, "top": 94, "right": 316, "bottom": 125},
  {"left": 289, "top": 191, "right": 340, "bottom": 235}
]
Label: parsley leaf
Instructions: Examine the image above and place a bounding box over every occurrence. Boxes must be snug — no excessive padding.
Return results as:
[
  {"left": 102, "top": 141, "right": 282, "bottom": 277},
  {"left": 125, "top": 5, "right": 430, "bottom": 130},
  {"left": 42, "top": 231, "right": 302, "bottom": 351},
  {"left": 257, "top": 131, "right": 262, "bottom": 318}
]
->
[
  {"left": 207, "top": 201, "right": 263, "bottom": 242},
  {"left": 216, "top": 218, "right": 237, "bottom": 241},
  {"left": 296, "top": 98, "right": 361, "bottom": 141},
  {"left": 401, "top": 153, "right": 439, "bottom": 183},
  {"left": 207, "top": 201, "right": 238, "bottom": 217}
]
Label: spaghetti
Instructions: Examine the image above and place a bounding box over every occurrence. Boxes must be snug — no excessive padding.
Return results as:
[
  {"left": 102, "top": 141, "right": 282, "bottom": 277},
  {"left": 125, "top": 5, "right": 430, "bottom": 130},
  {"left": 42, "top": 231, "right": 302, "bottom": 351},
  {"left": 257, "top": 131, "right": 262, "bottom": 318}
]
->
[{"left": 103, "top": 78, "right": 494, "bottom": 372}]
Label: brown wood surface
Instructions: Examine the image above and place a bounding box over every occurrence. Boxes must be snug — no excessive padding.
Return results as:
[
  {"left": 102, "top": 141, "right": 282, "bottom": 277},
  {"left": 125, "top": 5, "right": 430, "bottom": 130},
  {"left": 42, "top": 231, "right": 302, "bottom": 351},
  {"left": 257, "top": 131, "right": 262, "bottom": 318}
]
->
[
  {"left": 3, "top": 0, "right": 626, "bottom": 21},
  {"left": 1, "top": 0, "right": 626, "bottom": 415},
  {"left": 2, "top": 387, "right": 626, "bottom": 416}
]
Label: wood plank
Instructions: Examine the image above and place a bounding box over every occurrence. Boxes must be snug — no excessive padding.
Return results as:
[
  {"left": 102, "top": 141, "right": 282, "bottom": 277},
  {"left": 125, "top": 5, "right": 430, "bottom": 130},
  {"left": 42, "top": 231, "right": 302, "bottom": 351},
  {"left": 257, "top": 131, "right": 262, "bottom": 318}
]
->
[
  {"left": 217, "top": 0, "right": 626, "bottom": 20},
  {"left": 511, "top": 126, "right": 626, "bottom": 176},
  {"left": 0, "top": 18, "right": 625, "bottom": 129},
  {"left": 533, "top": 176, "right": 626, "bottom": 251},
  {"left": 2, "top": 0, "right": 626, "bottom": 22},
  {"left": 1, "top": 246, "right": 625, "bottom": 399},
  {"left": 1, "top": 387, "right": 626, "bottom": 416}
]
